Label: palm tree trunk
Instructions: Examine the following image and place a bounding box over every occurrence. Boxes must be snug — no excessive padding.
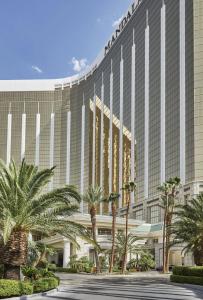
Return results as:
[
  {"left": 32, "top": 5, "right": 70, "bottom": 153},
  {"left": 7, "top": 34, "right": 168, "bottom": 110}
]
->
[
  {"left": 122, "top": 200, "right": 130, "bottom": 274},
  {"left": 2, "top": 229, "right": 28, "bottom": 280},
  {"left": 109, "top": 202, "right": 116, "bottom": 273},
  {"left": 90, "top": 207, "right": 100, "bottom": 273}
]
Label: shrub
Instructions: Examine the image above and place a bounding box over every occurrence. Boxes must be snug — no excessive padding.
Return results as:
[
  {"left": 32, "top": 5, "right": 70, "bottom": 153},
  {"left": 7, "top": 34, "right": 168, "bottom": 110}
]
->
[
  {"left": 0, "top": 280, "right": 33, "bottom": 297},
  {"left": 22, "top": 266, "right": 40, "bottom": 280},
  {"left": 33, "top": 277, "right": 58, "bottom": 293},
  {"left": 48, "top": 263, "right": 57, "bottom": 271},
  {"left": 170, "top": 274, "right": 203, "bottom": 286},
  {"left": 173, "top": 266, "right": 203, "bottom": 277},
  {"left": 55, "top": 267, "right": 78, "bottom": 273}
]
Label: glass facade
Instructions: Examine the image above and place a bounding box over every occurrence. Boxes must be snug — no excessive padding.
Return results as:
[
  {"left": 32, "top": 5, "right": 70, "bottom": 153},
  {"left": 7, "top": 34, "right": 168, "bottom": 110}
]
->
[{"left": 0, "top": 0, "right": 202, "bottom": 224}]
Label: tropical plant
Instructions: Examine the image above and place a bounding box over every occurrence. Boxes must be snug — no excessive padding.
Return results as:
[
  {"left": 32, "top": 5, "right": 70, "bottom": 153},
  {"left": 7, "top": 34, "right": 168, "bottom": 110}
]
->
[
  {"left": 83, "top": 185, "right": 104, "bottom": 273},
  {"left": 172, "top": 194, "right": 203, "bottom": 266},
  {"left": 127, "top": 251, "right": 155, "bottom": 271},
  {"left": 0, "top": 159, "right": 91, "bottom": 280},
  {"left": 157, "top": 177, "right": 181, "bottom": 273},
  {"left": 28, "top": 241, "right": 55, "bottom": 267},
  {"left": 104, "top": 192, "right": 120, "bottom": 273},
  {"left": 114, "top": 232, "right": 141, "bottom": 270},
  {"left": 121, "top": 181, "right": 136, "bottom": 273}
]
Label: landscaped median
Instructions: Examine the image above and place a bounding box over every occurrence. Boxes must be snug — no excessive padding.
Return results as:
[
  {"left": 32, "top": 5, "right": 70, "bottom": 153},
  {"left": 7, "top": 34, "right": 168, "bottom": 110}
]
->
[
  {"left": 170, "top": 266, "right": 203, "bottom": 286},
  {"left": 0, "top": 267, "right": 60, "bottom": 298}
]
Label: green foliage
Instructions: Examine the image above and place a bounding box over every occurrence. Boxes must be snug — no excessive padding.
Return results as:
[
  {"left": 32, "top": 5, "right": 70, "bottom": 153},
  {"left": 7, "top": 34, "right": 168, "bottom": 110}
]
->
[
  {"left": 172, "top": 193, "right": 203, "bottom": 265},
  {"left": 22, "top": 266, "right": 56, "bottom": 281},
  {"left": 0, "top": 279, "right": 33, "bottom": 297},
  {"left": 68, "top": 255, "right": 93, "bottom": 273},
  {"left": 170, "top": 274, "right": 203, "bottom": 286},
  {"left": 173, "top": 266, "right": 203, "bottom": 277},
  {"left": 0, "top": 159, "right": 91, "bottom": 251},
  {"left": 114, "top": 232, "right": 142, "bottom": 260},
  {"left": 138, "top": 252, "right": 155, "bottom": 271},
  {"left": 83, "top": 185, "right": 105, "bottom": 207},
  {"left": 33, "top": 277, "right": 58, "bottom": 293},
  {"left": 48, "top": 263, "right": 57, "bottom": 271},
  {"left": 54, "top": 267, "right": 78, "bottom": 273}
]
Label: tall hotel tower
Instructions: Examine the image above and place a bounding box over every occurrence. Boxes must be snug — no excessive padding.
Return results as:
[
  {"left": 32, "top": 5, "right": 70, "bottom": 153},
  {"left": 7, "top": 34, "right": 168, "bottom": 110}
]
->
[{"left": 0, "top": 0, "right": 203, "bottom": 225}]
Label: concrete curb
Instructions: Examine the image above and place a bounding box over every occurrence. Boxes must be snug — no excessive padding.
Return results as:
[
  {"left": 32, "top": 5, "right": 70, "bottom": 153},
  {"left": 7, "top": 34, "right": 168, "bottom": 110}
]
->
[
  {"left": 171, "top": 282, "right": 203, "bottom": 292},
  {"left": 3, "top": 287, "right": 59, "bottom": 300}
]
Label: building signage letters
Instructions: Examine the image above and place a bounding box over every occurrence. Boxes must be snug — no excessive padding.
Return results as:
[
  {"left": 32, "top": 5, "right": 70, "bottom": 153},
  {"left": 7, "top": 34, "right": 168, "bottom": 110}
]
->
[{"left": 104, "top": 0, "right": 143, "bottom": 55}]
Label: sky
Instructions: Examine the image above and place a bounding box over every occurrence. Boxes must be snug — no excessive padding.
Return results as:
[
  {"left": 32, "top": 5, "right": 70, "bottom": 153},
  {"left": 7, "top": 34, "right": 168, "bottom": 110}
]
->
[{"left": 0, "top": 0, "right": 132, "bottom": 80}]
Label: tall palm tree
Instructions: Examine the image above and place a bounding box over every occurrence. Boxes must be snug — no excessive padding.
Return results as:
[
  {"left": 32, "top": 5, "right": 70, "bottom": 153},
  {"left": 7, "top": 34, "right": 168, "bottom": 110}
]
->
[
  {"left": 172, "top": 193, "right": 203, "bottom": 265},
  {"left": 157, "top": 177, "right": 181, "bottom": 273},
  {"left": 106, "top": 192, "right": 120, "bottom": 273},
  {"left": 83, "top": 185, "right": 104, "bottom": 273},
  {"left": 121, "top": 181, "right": 136, "bottom": 274},
  {"left": 0, "top": 159, "right": 90, "bottom": 280}
]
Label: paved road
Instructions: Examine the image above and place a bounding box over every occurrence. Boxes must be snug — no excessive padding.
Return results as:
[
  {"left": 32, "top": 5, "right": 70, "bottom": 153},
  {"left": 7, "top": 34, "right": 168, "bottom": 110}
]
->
[{"left": 37, "top": 273, "right": 203, "bottom": 300}]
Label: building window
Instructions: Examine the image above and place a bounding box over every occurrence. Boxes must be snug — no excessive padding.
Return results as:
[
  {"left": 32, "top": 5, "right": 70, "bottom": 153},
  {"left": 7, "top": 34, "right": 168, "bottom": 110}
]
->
[
  {"left": 98, "top": 228, "right": 112, "bottom": 235},
  {"left": 135, "top": 209, "right": 143, "bottom": 221},
  {"left": 150, "top": 205, "right": 160, "bottom": 224}
]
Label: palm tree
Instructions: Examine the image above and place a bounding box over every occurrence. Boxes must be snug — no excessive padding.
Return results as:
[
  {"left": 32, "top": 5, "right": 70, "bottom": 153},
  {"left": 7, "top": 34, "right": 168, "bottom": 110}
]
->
[
  {"left": 0, "top": 159, "right": 90, "bottom": 280},
  {"left": 106, "top": 192, "right": 120, "bottom": 273},
  {"left": 172, "top": 193, "right": 203, "bottom": 265},
  {"left": 114, "top": 232, "right": 141, "bottom": 269},
  {"left": 83, "top": 185, "right": 104, "bottom": 273},
  {"left": 157, "top": 177, "right": 181, "bottom": 273},
  {"left": 121, "top": 181, "right": 136, "bottom": 274}
]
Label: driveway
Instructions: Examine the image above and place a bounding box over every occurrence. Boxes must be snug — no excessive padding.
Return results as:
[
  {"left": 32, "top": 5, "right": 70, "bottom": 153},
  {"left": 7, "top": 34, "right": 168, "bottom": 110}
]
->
[{"left": 36, "top": 272, "right": 203, "bottom": 300}]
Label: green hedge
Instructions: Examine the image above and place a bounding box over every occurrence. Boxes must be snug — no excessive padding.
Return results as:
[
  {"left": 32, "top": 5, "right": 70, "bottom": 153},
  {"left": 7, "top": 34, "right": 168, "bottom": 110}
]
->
[
  {"left": 0, "top": 280, "right": 33, "bottom": 298},
  {"left": 173, "top": 266, "right": 203, "bottom": 277},
  {"left": 53, "top": 267, "right": 78, "bottom": 273},
  {"left": 171, "top": 274, "right": 203, "bottom": 286},
  {"left": 33, "top": 277, "right": 58, "bottom": 293}
]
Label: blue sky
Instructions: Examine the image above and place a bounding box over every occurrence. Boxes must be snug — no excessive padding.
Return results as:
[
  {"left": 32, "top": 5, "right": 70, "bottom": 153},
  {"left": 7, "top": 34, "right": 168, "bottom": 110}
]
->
[{"left": 0, "top": 0, "right": 132, "bottom": 79}]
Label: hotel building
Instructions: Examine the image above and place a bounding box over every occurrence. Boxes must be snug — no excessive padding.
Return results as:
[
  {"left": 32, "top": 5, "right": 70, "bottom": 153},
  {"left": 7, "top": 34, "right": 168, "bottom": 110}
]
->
[{"left": 0, "top": 0, "right": 202, "bottom": 267}]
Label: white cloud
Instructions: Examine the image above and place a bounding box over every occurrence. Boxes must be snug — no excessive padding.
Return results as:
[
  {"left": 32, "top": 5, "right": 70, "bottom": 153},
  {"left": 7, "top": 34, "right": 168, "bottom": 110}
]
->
[
  {"left": 32, "top": 65, "right": 43, "bottom": 73},
  {"left": 112, "top": 15, "right": 123, "bottom": 28},
  {"left": 71, "top": 57, "right": 89, "bottom": 73}
]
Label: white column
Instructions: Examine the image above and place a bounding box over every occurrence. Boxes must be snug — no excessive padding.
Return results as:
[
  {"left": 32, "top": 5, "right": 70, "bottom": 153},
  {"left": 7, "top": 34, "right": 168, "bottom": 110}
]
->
[
  {"left": 119, "top": 46, "right": 124, "bottom": 208},
  {"left": 66, "top": 111, "right": 71, "bottom": 184},
  {"left": 35, "top": 113, "right": 40, "bottom": 166},
  {"left": 92, "top": 84, "right": 96, "bottom": 187},
  {"left": 180, "top": 0, "right": 186, "bottom": 184},
  {"left": 131, "top": 31, "right": 136, "bottom": 205},
  {"left": 80, "top": 103, "right": 85, "bottom": 213},
  {"left": 144, "top": 12, "right": 149, "bottom": 200},
  {"left": 109, "top": 61, "right": 113, "bottom": 212},
  {"left": 21, "top": 113, "right": 26, "bottom": 161},
  {"left": 160, "top": 1, "right": 166, "bottom": 184},
  {"left": 6, "top": 113, "right": 12, "bottom": 166},
  {"left": 63, "top": 239, "right": 70, "bottom": 268},
  {"left": 100, "top": 74, "right": 104, "bottom": 215},
  {"left": 49, "top": 113, "right": 55, "bottom": 190}
]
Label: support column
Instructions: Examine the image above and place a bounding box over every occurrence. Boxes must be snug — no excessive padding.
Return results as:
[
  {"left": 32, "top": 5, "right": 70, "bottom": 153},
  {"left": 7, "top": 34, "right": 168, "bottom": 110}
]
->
[
  {"left": 35, "top": 112, "right": 40, "bottom": 166},
  {"left": 100, "top": 74, "right": 104, "bottom": 215},
  {"left": 109, "top": 60, "right": 113, "bottom": 212},
  {"left": 180, "top": 0, "right": 186, "bottom": 184},
  {"left": 119, "top": 46, "right": 124, "bottom": 208},
  {"left": 21, "top": 113, "right": 26, "bottom": 161},
  {"left": 131, "top": 30, "right": 136, "bottom": 205},
  {"left": 6, "top": 113, "right": 12, "bottom": 166},
  {"left": 160, "top": 1, "right": 166, "bottom": 184},
  {"left": 49, "top": 112, "right": 55, "bottom": 190},
  {"left": 144, "top": 12, "right": 149, "bottom": 200},
  {"left": 92, "top": 84, "right": 96, "bottom": 187},
  {"left": 80, "top": 100, "right": 85, "bottom": 213},
  {"left": 63, "top": 240, "right": 70, "bottom": 268},
  {"left": 66, "top": 111, "right": 71, "bottom": 184}
]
